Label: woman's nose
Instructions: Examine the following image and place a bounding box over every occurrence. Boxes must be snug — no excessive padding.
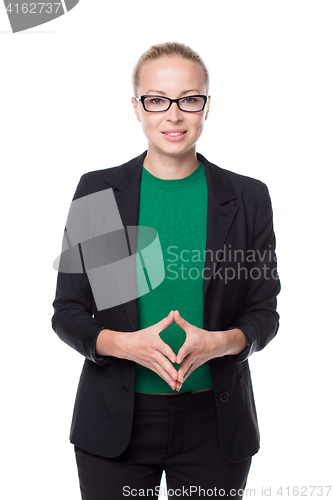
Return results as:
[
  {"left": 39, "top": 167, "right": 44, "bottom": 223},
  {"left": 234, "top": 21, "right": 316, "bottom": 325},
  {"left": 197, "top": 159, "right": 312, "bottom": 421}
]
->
[{"left": 166, "top": 102, "right": 183, "bottom": 121}]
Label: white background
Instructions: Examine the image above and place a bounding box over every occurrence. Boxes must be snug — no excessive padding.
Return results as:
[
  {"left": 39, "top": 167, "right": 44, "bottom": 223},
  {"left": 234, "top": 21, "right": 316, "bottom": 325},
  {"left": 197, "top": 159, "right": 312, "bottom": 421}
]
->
[{"left": 1, "top": 1, "right": 332, "bottom": 498}]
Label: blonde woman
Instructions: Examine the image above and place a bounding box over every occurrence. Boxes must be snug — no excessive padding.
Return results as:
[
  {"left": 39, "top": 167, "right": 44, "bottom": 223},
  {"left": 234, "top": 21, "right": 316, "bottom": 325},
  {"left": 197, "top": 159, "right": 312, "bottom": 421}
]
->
[{"left": 52, "top": 42, "right": 280, "bottom": 500}]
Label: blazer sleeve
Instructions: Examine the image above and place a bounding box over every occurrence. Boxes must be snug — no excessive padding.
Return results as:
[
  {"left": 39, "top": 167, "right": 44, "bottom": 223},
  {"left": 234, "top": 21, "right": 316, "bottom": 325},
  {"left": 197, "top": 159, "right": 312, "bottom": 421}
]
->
[
  {"left": 51, "top": 174, "right": 114, "bottom": 365},
  {"left": 229, "top": 182, "right": 281, "bottom": 364}
]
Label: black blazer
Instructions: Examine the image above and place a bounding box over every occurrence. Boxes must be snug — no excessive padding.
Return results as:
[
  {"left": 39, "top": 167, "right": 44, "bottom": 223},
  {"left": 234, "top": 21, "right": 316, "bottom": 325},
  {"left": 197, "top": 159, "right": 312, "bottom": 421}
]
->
[{"left": 52, "top": 150, "right": 280, "bottom": 463}]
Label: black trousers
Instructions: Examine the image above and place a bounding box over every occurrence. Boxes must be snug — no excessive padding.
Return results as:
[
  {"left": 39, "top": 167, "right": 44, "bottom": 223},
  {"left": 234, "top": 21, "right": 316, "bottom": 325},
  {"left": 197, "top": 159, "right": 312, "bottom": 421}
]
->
[{"left": 74, "top": 389, "right": 252, "bottom": 500}]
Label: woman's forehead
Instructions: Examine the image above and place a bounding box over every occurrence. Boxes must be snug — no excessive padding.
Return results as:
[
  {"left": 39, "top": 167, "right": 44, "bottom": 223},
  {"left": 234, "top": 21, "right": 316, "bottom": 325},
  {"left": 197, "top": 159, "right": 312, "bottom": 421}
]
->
[{"left": 138, "top": 57, "right": 206, "bottom": 93}]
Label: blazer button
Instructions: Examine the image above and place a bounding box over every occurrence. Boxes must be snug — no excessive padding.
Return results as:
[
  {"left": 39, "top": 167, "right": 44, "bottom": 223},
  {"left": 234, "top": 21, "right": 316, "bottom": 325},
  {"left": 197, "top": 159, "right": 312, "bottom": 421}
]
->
[{"left": 219, "top": 392, "right": 229, "bottom": 403}]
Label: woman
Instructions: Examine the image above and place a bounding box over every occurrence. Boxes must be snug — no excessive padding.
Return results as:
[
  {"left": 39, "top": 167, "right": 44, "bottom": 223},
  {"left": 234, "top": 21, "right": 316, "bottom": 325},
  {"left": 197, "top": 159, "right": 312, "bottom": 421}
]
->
[{"left": 52, "top": 42, "right": 280, "bottom": 500}]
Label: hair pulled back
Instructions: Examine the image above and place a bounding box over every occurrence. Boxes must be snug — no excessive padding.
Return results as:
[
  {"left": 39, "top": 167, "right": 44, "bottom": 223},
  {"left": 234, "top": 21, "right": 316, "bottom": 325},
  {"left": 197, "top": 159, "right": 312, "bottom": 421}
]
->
[{"left": 132, "top": 41, "right": 209, "bottom": 97}]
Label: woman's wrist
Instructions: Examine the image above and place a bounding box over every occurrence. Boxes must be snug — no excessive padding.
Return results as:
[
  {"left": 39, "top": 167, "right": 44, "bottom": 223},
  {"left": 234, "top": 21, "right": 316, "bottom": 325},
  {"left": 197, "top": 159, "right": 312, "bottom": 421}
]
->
[
  {"left": 213, "top": 328, "right": 247, "bottom": 357},
  {"left": 96, "top": 329, "right": 127, "bottom": 357}
]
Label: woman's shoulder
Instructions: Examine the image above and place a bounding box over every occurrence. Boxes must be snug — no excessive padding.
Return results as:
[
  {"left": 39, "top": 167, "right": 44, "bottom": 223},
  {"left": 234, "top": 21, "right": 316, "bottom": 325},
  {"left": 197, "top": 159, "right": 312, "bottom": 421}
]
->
[
  {"left": 82, "top": 152, "right": 144, "bottom": 182},
  {"left": 218, "top": 165, "right": 268, "bottom": 203},
  {"left": 73, "top": 152, "right": 147, "bottom": 199},
  {"left": 198, "top": 152, "right": 269, "bottom": 201}
]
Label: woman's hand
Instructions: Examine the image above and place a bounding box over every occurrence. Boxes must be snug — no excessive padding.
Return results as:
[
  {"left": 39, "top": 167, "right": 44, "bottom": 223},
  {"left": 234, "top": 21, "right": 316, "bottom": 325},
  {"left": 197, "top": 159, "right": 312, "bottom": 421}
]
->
[
  {"left": 96, "top": 310, "right": 246, "bottom": 390},
  {"left": 173, "top": 310, "right": 247, "bottom": 385},
  {"left": 96, "top": 311, "right": 182, "bottom": 391}
]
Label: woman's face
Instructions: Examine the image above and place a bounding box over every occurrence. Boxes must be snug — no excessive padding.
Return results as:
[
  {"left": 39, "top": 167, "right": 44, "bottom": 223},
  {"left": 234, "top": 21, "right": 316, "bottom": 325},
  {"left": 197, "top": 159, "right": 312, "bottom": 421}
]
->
[{"left": 132, "top": 56, "right": 210, "bottom": 161}]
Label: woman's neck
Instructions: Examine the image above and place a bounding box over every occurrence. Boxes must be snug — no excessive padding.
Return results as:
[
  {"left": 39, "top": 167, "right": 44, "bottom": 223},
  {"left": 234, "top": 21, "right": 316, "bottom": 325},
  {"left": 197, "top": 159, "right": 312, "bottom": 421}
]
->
[{"left": 143, "top": 147, "right": 199, "bottom": 180}]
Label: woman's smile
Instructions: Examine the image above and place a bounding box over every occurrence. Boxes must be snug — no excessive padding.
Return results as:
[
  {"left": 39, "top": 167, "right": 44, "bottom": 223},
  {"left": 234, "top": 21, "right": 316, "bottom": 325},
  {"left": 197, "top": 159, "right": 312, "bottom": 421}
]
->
[{"left": 161, "top": 129, "right": 188, "bottom": 141}]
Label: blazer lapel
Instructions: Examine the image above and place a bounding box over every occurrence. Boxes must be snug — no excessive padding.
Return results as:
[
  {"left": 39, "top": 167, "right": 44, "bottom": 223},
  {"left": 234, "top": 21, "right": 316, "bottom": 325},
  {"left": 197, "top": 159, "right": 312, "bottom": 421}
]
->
[
  {"left": 99, "top": 151, "right": 239, "bottom": 331},
  {"left": 100, "top": 151, "right": 147, "bottom": 332},
  {"left": 197, "top": 153, "right": 239, "bottom": 300}
]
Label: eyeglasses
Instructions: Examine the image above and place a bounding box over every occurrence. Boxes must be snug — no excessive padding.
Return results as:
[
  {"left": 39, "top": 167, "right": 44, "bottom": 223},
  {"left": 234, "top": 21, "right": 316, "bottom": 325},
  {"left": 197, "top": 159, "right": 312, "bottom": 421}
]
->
[{"left": 136, "top": 95, "right": 208, "bottom": 113}]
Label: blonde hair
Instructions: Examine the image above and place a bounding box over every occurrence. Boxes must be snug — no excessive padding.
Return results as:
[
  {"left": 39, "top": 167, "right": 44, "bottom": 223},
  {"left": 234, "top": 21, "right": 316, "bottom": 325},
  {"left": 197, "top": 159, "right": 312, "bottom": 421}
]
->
[{"left": 132, "top": 41, "right": 210, "bottom": 97}]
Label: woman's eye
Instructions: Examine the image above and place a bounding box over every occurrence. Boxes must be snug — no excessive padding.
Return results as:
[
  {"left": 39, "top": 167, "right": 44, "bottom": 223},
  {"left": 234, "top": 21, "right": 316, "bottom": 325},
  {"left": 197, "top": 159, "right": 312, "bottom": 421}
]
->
[
  {"left": 150, "top": 98, "right": 163, "bottom": 105},
  {"left": 184, "top": 97, "right": 196, "bottom": 104}
]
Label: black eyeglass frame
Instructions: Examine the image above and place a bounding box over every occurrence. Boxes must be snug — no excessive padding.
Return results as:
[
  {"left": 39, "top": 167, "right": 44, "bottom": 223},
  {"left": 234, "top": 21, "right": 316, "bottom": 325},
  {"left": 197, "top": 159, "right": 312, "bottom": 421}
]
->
[{"left": 136, "top": 94, "right": 208, "bottom": 113}]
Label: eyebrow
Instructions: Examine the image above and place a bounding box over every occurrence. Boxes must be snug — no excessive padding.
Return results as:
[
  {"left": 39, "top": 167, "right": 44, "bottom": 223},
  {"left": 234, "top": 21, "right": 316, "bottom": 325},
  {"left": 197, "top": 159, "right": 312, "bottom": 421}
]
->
[{"left": 145, "top": 89, "right": 201, "bottom": 96}]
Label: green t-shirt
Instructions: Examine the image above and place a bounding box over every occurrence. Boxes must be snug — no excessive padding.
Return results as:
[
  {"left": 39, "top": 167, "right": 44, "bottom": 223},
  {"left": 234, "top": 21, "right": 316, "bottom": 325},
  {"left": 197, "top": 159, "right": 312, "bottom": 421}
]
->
[{"left": 134, "top": 161, "right": 213, "bottom": 393}]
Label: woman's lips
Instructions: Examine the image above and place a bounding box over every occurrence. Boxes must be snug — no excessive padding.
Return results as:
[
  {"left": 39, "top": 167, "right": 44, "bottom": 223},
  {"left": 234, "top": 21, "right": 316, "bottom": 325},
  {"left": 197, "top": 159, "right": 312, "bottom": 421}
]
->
[{"left": 161, "top": 131, "right": 187, "bottom": 142}]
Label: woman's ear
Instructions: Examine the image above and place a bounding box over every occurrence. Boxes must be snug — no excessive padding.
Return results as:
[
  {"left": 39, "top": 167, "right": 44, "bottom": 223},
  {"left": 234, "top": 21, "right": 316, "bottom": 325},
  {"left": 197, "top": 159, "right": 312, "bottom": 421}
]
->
[
  {"left": 131, "top": 97, "right": 141, "bottom": 123},
  {"left": 205, "top": 95, "right": 211, "bottom": 120}
]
